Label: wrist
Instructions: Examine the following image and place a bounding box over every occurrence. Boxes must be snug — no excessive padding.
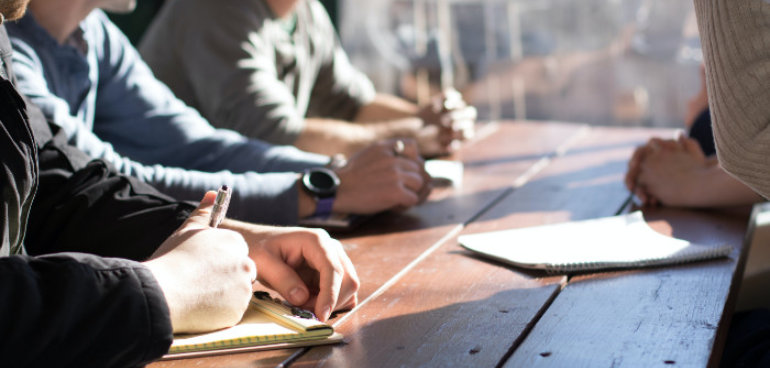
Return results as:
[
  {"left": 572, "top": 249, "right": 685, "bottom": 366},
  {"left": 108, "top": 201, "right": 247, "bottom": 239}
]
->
[
  {"left": 680, "top": 167, "right": 713, "bottom": 206},
  {"left": 143, "top": 259, "right": 183, "bottom": 333},
  {"left": 298, "top": 168, "right": 340, "bottom": 218},
  {"left": 297, "top": 176, "right": 317, "bottom": 218}
]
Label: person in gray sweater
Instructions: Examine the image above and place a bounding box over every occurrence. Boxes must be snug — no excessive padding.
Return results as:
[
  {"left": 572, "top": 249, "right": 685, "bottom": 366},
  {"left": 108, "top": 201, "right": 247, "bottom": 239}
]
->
[{"left": 140, "top": 0, "right": 477, "bottom": 158}]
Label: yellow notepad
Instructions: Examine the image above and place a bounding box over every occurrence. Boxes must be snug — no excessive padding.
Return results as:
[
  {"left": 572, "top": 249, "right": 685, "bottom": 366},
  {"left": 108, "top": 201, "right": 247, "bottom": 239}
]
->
[{"left": 163, "top": 292, "right": 343, "bottom": 359}]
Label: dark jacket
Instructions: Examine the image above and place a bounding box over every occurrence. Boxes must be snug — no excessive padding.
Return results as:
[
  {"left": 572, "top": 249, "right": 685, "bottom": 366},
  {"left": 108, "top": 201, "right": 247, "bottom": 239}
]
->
[{"left": 0, "top": 23, "right": 193, "bottom": 367}]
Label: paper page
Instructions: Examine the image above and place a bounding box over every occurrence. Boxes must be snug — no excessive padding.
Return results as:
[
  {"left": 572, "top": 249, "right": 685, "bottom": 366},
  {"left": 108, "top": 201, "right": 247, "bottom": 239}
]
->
[
  {"left": 458, "top": 212, "right": 732, "bottom": 271},
  {"left": 171, "top": 299, "right": 332, "bottom": 353},
  {"left": 425, "top": 159, "right": 463, "bottom": 188}
]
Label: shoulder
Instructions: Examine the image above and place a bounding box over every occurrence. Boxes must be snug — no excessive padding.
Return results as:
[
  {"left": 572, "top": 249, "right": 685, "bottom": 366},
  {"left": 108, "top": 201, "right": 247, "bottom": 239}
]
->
[
  {"left": 157, "top": 0, "right": 268, "bottom": 27},
  {"left": 147, "top": 0, "right": 271, "bottom": 45},
  {"left": 6, "top": 13, "right": 51, "bottom": 56},
  {"left": 6, "top": 15, "right": 51, "bottom": 72},
  {"left": 77, "top": 9, "right": 133, "bottom": 61}
]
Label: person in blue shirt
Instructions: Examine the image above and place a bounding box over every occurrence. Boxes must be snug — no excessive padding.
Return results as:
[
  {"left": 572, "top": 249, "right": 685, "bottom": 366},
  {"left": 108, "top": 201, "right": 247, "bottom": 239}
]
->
[{"left": 7, "top": 0, "right": 431, "bottom": 226}]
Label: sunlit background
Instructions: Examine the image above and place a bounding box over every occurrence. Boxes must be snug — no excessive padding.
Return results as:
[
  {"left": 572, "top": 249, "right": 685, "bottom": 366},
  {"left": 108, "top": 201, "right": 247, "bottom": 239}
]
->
[
  {"left": 338, "top": 0, "right": 702, "bottom": 127},
  {"left": 112, "top": 0, "right": 702, "bottom": 128}
]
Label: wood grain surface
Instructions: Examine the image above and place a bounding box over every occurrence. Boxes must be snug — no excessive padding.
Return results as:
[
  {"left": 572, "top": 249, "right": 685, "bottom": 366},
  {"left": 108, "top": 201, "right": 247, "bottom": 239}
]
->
[{"left": 149, "top": 123, "right": 749, "bottom": 368}]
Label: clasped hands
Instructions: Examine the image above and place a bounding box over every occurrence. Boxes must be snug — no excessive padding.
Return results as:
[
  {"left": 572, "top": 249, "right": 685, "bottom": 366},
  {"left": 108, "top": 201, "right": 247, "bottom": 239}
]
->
[
  {"left": 416, "top": 88, "right": 477, "bottom": 157},
  {"left": 625, "top": 133, "right": 713, "bottom": 207}
]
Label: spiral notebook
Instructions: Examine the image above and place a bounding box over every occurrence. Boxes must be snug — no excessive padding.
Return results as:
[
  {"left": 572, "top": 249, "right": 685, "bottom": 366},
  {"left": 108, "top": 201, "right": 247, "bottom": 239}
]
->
[
  {"left": 162, "top": 292, "right": 343, "bottom": 359},
  {"left": 458, "top": 211, "right": 732, "bottom": 273}
]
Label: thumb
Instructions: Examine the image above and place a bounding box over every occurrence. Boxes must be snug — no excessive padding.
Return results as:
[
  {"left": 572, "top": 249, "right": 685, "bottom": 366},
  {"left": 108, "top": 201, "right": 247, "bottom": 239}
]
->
[{"left": 185, "top": 191, "right": 218, "bottom": 227}]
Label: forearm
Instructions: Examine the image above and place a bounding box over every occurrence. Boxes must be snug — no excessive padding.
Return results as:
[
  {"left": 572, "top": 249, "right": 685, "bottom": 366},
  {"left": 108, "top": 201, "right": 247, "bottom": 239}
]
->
[
  {"left": 297, "top": 117, "right": 422, "bottom": 156},
  {"left": 685, "top": 165, "right": 763, "bottom": 207},
  {"left": 295, "top": 118, "right": 376, "bottom": 156},
  {"left": 354, "top": 93, "right": 419, "bottom": 122}
]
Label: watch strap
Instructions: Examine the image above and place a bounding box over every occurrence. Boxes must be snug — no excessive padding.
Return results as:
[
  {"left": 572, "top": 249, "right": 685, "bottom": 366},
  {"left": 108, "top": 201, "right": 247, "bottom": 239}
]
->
[{"left": 313, "top": 196, "right": 335, "bottom": 218}]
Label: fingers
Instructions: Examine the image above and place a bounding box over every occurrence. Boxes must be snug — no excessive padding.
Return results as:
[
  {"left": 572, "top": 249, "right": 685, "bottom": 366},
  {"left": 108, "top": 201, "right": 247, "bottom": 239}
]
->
[
  {"left": 647, "top": 138, "right": 663, "bottom": 152},
  {"left": 390, "top": 138, "right": 421, "bottom": 161},
  {"left": 254, "top": 229, "right": 360, "bottom": 322},
  {"left": 395, "top": 158, "right": 426, "bottom": 189},
  {"left": 625, "top": 145, "right": 646, "bottom": 191},
  {"left": 440, "top": 87, "right": 464, "bottom": 110},
  {"left": 416, "top": 162, "right": 433, "bottom": 204},
  {"left": 336, "top": 248, "right": 360, "bottom": 310},
  {"left": 385, "top": 139, "right": 431, "bottom": 205},
  {"left": 336, "top": 142, "right": 431, "bottom": 213},
  {"left": 308, "top": 237, "right": 360, "bottom": 320},
  {"left": 391, "top": 158, "right": 429, "bottom": 208},
  {"left": 256, "top": 251, "right": 311, "bottom": 306},
  {"left": 680, "top": 136, "right": 707, "bottom": 161},
  {"left": 627, "top": 136, "right": 689, "bottom": 193},
  {"left": 435, "top": 107, "right": 476, "bottom": 146},
  {"left": 184, "top": 191, "right": 218, "bottom": 228},
  {"left": 314, "top": 261, "right": 342, "bottom": 322},
  {"left": 300, "top": 235, "right": 346, "bottom": 321}
]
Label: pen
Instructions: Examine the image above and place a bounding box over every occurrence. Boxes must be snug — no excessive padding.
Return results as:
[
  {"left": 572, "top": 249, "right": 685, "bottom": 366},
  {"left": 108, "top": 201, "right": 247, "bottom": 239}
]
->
[{"left": 209, "top": 185, "right": 232, "bottom": 228}]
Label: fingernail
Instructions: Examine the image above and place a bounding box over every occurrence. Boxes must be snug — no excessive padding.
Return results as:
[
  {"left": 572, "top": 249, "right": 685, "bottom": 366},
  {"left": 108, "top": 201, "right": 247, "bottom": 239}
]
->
[{"left": 289, "top": 287, "right": 307, "bottom": 305}]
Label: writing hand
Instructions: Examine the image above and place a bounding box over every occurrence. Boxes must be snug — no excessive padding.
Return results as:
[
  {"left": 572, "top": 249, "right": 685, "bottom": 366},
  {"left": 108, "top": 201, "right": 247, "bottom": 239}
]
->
[
  {"left": 224, "top": 223, "right": 360, "bottom": 322},
  {"left": 144, "top": 191, "right": 257, "bottom": 333}
]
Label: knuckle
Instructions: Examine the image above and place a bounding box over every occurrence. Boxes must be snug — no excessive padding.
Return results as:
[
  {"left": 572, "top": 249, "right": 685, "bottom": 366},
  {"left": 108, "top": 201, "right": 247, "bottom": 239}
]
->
[
  {"left": 349, "top": 273, "right": 361, "bottom": 291},
  {"left": 242, "top": 258, "right": 256, "bottom": 275},
  {"left": 310, "top": 227, "right": 331, "bottom": 239},
  {"left": 331, "top": 267, "right": 345, "bottom": 283},
  {"left": 302, "top": 228, "right": 331, "bottom": 245}
]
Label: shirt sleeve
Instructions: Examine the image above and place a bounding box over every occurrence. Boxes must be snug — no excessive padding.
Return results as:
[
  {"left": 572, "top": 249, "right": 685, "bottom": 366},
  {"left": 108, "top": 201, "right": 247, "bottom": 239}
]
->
[
  {"left": 93, "top": 14, "right": 329, "bottom": 173},
  {"left": 0, "top": 78, "right": 36, "bottom": 256},
  {"left": 693, "top": 0, "right": 770, "bottom": 198},
  {"left": 0, "top": 253, "right": 173, "bottom": 367}
]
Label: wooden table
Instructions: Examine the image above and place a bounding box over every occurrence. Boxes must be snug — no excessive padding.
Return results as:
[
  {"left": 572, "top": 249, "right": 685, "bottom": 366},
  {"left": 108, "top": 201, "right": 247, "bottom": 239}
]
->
[{"left": 151, "top": 121, "right": 750, "bottom": 368}]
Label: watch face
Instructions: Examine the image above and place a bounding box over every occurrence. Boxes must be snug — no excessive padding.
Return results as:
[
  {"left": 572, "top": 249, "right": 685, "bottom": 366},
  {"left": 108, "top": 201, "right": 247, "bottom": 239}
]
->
[{"left": 303, "top": 168, "right": 339, "bottom": 197}]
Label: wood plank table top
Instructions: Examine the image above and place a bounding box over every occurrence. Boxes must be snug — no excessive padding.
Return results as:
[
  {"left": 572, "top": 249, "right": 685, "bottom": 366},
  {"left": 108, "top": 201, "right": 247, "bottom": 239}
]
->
[{"left": 150, "top": 121, "right": 750, "bottom": 368}]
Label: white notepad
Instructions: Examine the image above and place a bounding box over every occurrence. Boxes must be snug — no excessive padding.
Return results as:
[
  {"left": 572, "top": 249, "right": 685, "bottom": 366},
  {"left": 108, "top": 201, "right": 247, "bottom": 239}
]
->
[
  {"left": 425, "top": 159, "right": 463, "bottom": 188},
  {"left": 458, "top": 211, "right": 733, "bottom": 273}
]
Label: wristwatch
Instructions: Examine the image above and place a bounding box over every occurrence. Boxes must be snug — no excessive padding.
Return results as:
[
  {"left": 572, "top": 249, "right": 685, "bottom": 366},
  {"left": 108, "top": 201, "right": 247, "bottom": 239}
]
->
[{"left": 301, "top": 168, "right": 340, "bottom": 217}]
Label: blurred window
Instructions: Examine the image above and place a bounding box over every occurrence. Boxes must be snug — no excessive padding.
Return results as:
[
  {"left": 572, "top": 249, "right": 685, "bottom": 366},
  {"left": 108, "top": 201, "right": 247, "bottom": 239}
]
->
[{"left": 338, "top": 0, "right": 702, "bottom": 127}]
